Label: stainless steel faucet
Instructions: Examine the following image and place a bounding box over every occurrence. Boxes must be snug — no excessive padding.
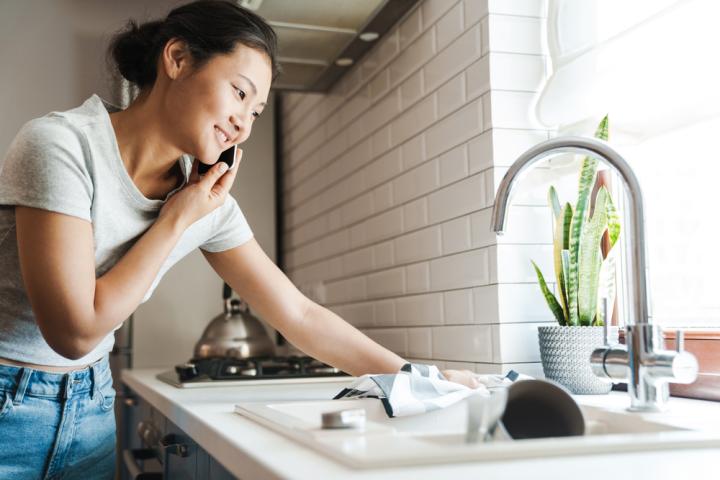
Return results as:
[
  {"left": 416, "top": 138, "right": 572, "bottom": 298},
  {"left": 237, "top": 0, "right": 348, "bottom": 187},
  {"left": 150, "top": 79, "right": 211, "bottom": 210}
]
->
[{"left": 490, "top": 136, "right": 698, "bottom": 412}]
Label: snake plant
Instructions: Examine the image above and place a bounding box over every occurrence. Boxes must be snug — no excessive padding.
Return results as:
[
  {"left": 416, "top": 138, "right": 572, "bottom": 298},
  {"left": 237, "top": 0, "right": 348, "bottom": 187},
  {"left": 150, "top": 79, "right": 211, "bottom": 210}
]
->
[{"left": 532, "top": 116, "right": 621, "bottom": 326}]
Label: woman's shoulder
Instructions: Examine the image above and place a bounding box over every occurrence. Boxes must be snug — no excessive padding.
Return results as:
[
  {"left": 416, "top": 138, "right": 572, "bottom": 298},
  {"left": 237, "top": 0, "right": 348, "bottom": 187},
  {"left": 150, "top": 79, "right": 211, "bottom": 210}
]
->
[
  {"left": 12, "top": 115, "right": 85, "bottom": 155},
  {"left": 11, "top": 95, "right": 109, "bottom": 153}
]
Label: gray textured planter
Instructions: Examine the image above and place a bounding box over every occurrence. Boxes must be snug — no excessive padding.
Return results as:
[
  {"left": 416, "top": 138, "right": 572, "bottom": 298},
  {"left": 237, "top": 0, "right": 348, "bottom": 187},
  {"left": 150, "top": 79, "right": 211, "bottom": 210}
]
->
[{"left": 538, "top": 325, "right": 619, "bottom": 395}]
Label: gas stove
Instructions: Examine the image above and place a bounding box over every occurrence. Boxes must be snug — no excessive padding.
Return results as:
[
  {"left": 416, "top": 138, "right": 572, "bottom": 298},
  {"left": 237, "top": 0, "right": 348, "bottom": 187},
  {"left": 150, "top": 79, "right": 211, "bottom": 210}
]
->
[{"left": 156, "top": 355, "right": 352, "bottom": 388}]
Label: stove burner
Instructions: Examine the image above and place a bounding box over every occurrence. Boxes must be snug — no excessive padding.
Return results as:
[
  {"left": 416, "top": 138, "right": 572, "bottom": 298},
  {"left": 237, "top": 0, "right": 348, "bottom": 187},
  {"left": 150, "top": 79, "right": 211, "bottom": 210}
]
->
[{"left": 174, "top": 356, "right": 348, "bottom": 383}]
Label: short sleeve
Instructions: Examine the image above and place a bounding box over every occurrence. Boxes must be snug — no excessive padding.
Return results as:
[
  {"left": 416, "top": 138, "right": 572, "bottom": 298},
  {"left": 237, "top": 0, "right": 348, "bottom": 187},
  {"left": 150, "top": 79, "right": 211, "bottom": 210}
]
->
[
  {"left": 0, "top": 117, "right": 93, "bottom": 222},
  {"left": 200, "top": 195, "right": 254, "bottom": 252}
]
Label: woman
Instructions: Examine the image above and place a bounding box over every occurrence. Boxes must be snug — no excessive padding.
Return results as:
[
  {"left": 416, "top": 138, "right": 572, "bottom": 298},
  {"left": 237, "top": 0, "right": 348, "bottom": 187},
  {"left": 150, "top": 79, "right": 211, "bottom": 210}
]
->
[{"left": 0, "top": 1, "right": 478, "bottom": 478}]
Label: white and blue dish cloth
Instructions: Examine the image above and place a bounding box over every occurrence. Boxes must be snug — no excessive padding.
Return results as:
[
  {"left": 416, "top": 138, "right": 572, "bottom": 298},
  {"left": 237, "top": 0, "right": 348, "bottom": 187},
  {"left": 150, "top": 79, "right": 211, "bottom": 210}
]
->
[{"left": 333, "top": 363, "right": 528, "bottom": 417}]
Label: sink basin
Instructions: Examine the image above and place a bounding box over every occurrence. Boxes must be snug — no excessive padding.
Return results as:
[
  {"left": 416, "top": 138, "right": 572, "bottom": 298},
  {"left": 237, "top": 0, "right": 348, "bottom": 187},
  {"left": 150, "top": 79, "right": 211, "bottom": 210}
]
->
[{"left": 234, "top": 394, "right": 720, "bottom": 468}]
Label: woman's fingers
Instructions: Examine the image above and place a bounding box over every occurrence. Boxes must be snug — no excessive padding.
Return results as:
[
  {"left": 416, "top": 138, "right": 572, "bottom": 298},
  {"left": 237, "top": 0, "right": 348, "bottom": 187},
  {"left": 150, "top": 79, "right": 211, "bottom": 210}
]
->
[
  {"left": 212, "top": 155, "right": 239, "bottom": 195},
  {"left": 198, "top": 161, "right": 230, "bottom": 192}
]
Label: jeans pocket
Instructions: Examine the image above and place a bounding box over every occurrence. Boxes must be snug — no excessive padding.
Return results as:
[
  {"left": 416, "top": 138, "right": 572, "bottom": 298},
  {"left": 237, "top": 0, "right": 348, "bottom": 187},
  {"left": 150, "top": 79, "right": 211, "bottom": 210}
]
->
[
  {"left": 96, "top": 378, "right": 116, "bottom": 412},
  {"left": 0, "top": 390, "right": 14, "bottom": 420}
]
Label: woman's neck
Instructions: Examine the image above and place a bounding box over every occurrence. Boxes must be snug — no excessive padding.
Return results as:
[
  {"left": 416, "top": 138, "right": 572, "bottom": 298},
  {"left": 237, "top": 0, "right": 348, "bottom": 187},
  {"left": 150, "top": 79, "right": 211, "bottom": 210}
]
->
[{"left": 109, "top": 91, "right": 184, "bottom": 188}]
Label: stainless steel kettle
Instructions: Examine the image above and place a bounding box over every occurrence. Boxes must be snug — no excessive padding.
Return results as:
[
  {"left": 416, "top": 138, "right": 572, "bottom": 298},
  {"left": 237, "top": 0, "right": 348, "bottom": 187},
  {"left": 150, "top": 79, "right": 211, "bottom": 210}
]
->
[{"left": 193, "top": 283, "right": 275, "bottom": 359}]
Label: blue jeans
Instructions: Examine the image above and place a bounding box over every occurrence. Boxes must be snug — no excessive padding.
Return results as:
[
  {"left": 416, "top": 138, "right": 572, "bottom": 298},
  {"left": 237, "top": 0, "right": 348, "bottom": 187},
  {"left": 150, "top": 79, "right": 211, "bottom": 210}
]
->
[{"left": 0, "top": 355, "right": 116, "bottom": 479}]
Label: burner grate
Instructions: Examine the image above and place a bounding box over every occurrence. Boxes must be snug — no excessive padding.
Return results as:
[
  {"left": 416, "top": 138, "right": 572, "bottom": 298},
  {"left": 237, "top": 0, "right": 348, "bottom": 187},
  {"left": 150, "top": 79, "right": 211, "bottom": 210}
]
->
[{"left": 174, "top": 356, "right": 348, "bottom": 383}]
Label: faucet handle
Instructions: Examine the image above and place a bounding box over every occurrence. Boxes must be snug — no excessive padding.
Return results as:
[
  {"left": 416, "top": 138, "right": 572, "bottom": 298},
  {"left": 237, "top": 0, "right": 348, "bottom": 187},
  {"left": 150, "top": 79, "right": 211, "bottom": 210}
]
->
[{"left": 675, "top": 330, "right": 684, "bottom": 353}]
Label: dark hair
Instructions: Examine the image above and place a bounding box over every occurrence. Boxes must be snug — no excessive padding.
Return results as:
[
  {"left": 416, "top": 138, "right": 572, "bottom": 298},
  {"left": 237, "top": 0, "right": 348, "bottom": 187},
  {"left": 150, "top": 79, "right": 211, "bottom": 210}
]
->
[{"left": 107, "top": 0, "right": 279, "bottom": 90}]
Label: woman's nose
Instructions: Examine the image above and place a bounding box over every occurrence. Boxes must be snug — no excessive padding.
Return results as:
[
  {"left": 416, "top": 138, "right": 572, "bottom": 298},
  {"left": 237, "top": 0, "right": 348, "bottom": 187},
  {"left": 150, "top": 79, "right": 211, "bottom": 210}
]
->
[{"left": 229, "top": 114, "right": 247, "bottom": 139}]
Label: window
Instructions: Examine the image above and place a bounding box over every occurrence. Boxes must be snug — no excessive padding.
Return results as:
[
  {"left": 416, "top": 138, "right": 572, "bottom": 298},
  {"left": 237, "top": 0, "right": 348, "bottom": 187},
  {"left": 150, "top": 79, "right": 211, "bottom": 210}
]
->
[{"left": 536, "top": 0, "right": 720, "bottom": 399}]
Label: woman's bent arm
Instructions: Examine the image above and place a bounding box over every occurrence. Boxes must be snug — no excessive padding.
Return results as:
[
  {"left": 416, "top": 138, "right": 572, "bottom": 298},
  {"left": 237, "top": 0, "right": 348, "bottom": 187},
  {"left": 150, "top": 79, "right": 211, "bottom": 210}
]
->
[{"left": 16, "top": 206, "right": 185, "bottom": 360}]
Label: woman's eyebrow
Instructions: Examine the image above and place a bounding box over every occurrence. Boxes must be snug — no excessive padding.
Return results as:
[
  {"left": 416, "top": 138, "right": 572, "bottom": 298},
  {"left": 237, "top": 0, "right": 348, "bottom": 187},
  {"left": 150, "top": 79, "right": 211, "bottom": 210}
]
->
[{"left": 237, "top": 73, "right": 267, "bottom": 107}]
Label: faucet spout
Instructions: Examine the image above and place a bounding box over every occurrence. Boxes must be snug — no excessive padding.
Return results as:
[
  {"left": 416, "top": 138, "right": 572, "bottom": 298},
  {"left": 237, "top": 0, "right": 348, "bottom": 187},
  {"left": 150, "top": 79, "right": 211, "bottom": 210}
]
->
[
  {"left": 491, "top": 136, "right": 649, "bottom": 327},
  {"left": 491, "top": 136, "right": 697, "bottom": 411}
]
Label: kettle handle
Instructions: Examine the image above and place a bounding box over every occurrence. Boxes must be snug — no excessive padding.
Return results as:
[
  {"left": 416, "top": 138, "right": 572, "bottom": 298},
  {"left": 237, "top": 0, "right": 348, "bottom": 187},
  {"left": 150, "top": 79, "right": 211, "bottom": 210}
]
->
[{"left": 223, "top": 282, "right": 232, "bottom": 300}]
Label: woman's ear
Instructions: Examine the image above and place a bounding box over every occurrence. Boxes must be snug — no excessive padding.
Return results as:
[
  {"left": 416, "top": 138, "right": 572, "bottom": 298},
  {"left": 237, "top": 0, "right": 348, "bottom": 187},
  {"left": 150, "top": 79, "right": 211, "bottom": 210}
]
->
[{"left": 161, "top": 38, "right": 192, "bottom": 80}]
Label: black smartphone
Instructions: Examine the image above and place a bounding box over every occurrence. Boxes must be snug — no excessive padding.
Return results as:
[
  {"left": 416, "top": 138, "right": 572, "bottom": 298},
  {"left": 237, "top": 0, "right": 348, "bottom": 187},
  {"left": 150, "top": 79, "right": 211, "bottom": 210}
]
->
[{"left": 198, "top": 144, "right": 236, "bottom": 175}]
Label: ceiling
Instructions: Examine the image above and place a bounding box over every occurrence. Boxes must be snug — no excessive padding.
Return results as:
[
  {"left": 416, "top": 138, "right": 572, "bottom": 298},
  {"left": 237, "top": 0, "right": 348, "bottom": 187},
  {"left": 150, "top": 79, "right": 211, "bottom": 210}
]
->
[{"left": 238, "top": 0, "right": 420, "bottom": 91}]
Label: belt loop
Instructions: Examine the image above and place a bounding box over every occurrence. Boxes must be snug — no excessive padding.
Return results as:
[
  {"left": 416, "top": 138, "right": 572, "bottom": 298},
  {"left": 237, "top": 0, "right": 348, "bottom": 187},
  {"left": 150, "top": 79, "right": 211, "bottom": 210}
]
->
[
  {"left": 62, "top": 373, "right": 72, "bottom": 399},
  {"left": 89, "top": 362, "right": 98, "bottom": 400},
  {"left": 12, "top": 367, "right": 33, "bottom": 405}
]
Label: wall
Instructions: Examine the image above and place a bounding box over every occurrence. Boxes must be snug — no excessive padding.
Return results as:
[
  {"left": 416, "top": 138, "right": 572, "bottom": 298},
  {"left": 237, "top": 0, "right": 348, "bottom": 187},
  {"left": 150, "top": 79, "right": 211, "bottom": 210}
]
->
[
  {"left": 280, "top": 0, "right": 556, "bottom": 376},
  {"left": 0, "top": 0, "right": 277, "bottom": 367}
]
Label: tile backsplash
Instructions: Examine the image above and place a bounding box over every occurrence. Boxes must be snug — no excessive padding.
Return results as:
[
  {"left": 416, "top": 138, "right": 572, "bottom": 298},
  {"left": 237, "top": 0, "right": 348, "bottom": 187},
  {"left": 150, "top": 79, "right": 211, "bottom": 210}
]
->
[{"left": 280, "top": 0, "right": 553, "bottom": 377}]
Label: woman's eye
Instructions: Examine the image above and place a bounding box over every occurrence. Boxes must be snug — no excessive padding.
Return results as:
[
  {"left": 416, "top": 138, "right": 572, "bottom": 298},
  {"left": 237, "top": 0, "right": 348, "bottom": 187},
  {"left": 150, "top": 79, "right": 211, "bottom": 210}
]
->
[
  {"left": 252, "top": 111, "right": 261, "bottom": 118},
  {"left": 235, "top": 87, "right": 246, "bottom": 100}
]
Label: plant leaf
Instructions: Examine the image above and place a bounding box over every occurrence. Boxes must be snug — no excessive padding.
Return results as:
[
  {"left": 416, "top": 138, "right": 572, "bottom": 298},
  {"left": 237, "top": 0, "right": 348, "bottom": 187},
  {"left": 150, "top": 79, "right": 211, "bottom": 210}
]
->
[
  {"left": 554, "top": 204, "right": 572, "bottom": 324},
  {"left": 578, "top": 187, "right": 609, "bottom": 326},
  {"left": 567, "top": 116, "right": 607, "bottom": 327},
  {"left": 595, "top": 114, "right": 609, "bottom": 141},
  {"left": 605, "top": 192, "right": 621, "bottom": 250},
  {"left": 532, "top": 260, "right": 566, "bottom": 326},
  {"left": 548, "top": 186, "right": 561, "bottom": 223},
  {"left": 561, "top": 250, "right": 571, "bottom": 324}
]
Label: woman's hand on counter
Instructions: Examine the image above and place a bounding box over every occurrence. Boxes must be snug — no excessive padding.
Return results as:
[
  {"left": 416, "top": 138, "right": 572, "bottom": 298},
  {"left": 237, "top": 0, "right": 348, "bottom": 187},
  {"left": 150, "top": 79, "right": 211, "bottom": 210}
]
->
[{"left": 441, "top": 369, "right": 480, "bottom": 389}]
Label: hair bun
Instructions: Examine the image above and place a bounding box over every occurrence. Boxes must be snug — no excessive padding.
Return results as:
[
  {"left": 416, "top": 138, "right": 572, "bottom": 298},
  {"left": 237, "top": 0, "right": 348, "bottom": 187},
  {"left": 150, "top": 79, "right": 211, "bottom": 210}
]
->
[{"left": 109, "top": 20, "right": 163, "bottom": 87}]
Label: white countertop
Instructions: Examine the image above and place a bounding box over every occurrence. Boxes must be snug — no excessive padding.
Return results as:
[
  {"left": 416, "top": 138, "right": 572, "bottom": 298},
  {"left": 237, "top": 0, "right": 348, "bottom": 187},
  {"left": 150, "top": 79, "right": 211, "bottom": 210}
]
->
[{"left": 121, "top": 368, "right": 718, "bottom": 480}]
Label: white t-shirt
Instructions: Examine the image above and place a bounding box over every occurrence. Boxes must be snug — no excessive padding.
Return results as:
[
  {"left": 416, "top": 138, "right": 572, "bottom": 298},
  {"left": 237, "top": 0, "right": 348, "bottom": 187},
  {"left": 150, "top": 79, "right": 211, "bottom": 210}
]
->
[{"left": 0, "top": 94, "right": 253, "bottom": 366}]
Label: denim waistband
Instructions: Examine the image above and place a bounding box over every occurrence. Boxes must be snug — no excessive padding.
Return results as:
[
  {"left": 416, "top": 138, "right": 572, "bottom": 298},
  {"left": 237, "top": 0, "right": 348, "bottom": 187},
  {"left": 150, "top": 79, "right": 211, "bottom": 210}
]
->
[{"left": 0, "top": 355, "right": 111, "bottom": 402}]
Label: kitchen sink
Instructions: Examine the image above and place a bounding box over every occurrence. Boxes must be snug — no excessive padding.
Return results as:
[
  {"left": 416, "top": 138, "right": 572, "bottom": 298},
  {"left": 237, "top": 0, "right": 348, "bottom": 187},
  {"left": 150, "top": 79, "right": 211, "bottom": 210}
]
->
[{"left": 234, "top": 393, "right": 720, "bottom": 469}]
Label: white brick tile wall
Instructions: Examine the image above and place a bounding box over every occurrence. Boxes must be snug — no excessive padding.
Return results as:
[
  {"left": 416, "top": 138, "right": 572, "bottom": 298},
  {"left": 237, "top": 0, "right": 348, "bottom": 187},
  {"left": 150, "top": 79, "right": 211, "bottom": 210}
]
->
[
  {"left": 405, "top": 262, "right": 431, "bottom": 293},
  {"left": 435, "top": 2, "right": 464, "bottom": 51},
  {"left": 394, "top": 226, "right": 442, "bottom": 264},
  {"left": 399, "top": 70, "right": 425, "bottom": 110},
  {"left": 443, "top": 288, "right": 474, "bottom": 324},
  {"left": 422, "top": 0, "right": 461, "bottom": 30},
  {"left": 486, "top": 14, "right": 544, "bottom": 55},
  {"left": 424, "top": 25, "right": 481, "bottom": 93},
  {"left": 429, "top": 248, "right": 489, "bottom": 290},
  {"left": 367, "top": 267, "right": 405, "bottom": 298},
  {"left": 403, "top": 197, "right": 429, "bottom": 231},
  {"left": 425, "top": 98, "right": 483, "bottom": 159},
  {"left": 465, "top": 55, "right": 490, "bottom": 100},
  {"left": 441, "top": 215, "right": 472, "bottom": 255},
  {"left": 373, "top": 241, "right": 395, "bottom": 269},
  {"left": 390, "top": 29, "right": 435, "bottom": 86},
  {"left": 391, "top": 95, "right": 437, "bottom": 146},
  {"left": 432, "top": 325, "right": 492, "bottom": 362},
  {"left": 282, "top": 0, "right": 551, "bottom": 373},
  {"left": 393, "top": 158, "right": 439, "bottom": 205},
  {"left": 373, "top": 183, "right": 394, "bottom": 212},
  {"left": 399, "top": 5, "right": 423, "bottom": 50},
  {"left": 374, "top": 299, "right": 396, "bottom": 326},
  {"left": 396, "top": 293, "right": 444, "bottom": 326},
  {"left": 401, "top": 134, "right": 426, "bottom": 170},
  {"left": 408, "top": 327, "right": 433, "bottom": 358},
  {"left": 438, "top": 144, "right": 468, "bottom": 186},
  {"left": 437, "top": 74, "right": 467, "bottom": 124},
  {"left": 427, "top": 172, "right": 485, "bottom": 223}
]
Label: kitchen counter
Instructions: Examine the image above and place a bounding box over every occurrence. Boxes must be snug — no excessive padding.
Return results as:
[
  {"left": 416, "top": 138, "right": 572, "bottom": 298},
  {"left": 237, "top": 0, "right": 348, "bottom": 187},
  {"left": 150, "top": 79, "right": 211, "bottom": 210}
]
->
[{"left": 121, "top": 368, "right": 718, "bottom": 479}]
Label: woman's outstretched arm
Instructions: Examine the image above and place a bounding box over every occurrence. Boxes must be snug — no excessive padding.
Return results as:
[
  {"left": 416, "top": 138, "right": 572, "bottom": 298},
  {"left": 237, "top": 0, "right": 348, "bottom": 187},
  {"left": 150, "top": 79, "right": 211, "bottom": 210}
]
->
[{"left": 202, "top": 239, "right": 406, "bottom": 376}]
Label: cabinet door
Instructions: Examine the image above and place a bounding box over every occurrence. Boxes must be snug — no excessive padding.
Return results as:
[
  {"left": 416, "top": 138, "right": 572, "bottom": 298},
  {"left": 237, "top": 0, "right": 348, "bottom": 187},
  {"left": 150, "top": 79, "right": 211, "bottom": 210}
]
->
[
  {"left": 196, "top": 447, "right": 210, "bottom": 479},
  {"left": 163, "top": 419, "right": 198, "bottom": 480},
  {"left": 209, "top": 457, "right": 239, "bottom": 480}
]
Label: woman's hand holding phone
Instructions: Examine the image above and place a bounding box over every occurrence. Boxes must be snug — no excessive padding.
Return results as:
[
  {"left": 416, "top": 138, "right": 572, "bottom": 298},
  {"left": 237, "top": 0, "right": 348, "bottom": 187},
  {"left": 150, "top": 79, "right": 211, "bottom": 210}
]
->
[{"left": 158, "top": 147, "right": 242, "bottom": 229}]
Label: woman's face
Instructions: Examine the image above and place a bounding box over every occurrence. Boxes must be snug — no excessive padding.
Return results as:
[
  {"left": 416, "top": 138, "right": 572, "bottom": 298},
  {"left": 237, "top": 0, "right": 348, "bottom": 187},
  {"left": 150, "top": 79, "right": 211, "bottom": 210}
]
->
[{"left": 163, "top": 40, "right": 272, "bottom": 166}]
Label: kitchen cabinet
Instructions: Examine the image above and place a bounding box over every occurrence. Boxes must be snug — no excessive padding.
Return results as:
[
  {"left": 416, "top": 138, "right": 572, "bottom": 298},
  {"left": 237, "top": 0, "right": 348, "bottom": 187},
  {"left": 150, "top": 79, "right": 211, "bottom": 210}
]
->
[{"left": 121, "top": 389, "right": 237, "bottom": 480}]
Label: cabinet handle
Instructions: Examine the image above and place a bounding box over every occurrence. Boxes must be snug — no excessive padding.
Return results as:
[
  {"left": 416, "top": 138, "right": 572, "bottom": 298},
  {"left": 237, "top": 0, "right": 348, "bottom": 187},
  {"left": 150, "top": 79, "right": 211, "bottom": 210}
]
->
[
  {"left": 122, "top": 448, "right": 163, "bottom": 480},
  {"left": 160, "top": 433, "right": 190, "bottom": 458}
]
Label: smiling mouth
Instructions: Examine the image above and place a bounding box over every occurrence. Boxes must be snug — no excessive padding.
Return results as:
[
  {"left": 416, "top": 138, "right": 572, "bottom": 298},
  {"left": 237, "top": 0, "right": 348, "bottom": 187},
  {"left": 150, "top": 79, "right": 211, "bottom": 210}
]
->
[{"left": 214, "top": 126, "right": 229, "bottom": 145}]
